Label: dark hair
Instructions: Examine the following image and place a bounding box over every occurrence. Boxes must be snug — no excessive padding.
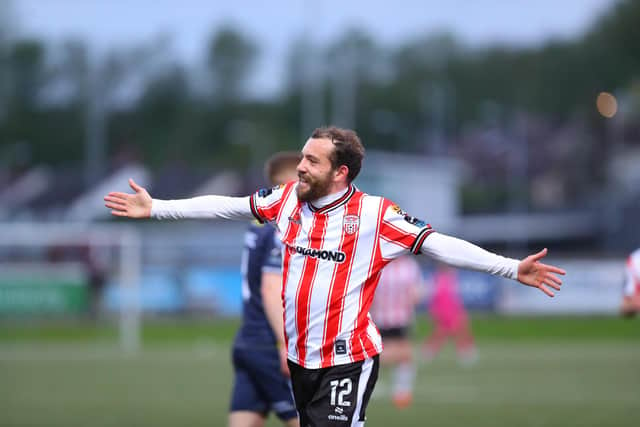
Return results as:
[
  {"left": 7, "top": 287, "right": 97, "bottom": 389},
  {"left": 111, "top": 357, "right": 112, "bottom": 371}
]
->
[
  {"left": 264, "top": 151, "right": 302, "bottom": 185},
  {"left": 310, "top": 126, "right": 365, "bottom": 182}
]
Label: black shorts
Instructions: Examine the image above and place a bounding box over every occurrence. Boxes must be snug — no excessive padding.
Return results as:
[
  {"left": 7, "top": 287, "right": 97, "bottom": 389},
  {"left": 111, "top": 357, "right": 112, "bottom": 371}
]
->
[
  {"left": 287, "top": 355, "right": 379, "bottom": 427},
  {"left": 378, "top": 326, "right": 409, "bottom": 339}
]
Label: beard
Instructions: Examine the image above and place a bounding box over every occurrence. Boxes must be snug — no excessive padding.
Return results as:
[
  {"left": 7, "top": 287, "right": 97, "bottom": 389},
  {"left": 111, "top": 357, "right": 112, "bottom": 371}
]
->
[{"left": 296, "top": 171, "right": 333, "bottom": 202}]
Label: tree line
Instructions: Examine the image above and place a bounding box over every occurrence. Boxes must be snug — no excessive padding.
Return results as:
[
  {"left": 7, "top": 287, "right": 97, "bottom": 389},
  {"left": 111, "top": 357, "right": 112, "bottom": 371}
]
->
[{"left": 0, "top": 0, "right": 638, "bottom": 211}]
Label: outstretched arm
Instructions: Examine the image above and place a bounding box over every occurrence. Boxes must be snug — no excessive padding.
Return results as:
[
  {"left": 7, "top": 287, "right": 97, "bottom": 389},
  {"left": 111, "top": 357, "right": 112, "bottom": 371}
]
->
[
  {"left": 104, "top": 179, "right": 254, "bottom": 220},
  {"left": 421, "top": 232, "right": 565, "bottom": 297}
]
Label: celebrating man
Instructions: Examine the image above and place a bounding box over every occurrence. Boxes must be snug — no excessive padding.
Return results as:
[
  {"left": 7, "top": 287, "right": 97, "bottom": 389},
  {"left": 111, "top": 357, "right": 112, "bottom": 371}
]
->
[{"left": 105, "top": 126, "right": 565, "bottom": 427}]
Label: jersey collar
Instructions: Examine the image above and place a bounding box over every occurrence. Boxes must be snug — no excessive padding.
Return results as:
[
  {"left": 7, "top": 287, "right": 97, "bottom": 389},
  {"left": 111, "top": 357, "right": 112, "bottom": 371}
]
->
[{"left": 308, "top": 184, "right": 356, "bottom": 214}]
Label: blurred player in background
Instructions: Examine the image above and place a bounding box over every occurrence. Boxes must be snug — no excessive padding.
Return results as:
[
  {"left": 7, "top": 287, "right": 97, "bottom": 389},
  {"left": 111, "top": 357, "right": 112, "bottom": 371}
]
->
[
  {"left": 229, "top": 152, "right": 301, "bottom": 427},
  {"left": 621, "top": 247, "right": 640, "bottom": 317},
  {"left": 47, "top": 243, "right": 107, "bottom": 320},
  {"left": 422, "top": 264, "right": 477, "bottom": 365},
  {"left": 369, "top": 255, "right": 424, "bottom": 409}
]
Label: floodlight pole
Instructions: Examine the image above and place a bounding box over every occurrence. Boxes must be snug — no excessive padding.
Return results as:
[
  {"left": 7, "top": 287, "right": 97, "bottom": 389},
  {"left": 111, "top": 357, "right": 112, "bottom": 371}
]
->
[
  {"left": 119, "top": 228, "right": 141, "bottom": 354},
  {"left": 85, "top": 49, "right": 107, "bottom": 187}
]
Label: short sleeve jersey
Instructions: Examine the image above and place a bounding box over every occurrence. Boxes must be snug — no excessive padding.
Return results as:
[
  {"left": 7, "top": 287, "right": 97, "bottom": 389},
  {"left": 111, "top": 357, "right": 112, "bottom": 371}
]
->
[
  {"left": 249, "top": 181, "right": 434, "bottom": 368},
  {"left": 234, "top": 222, "right": 283, "bottom": 349},
  {"left": 624, "top": 248, "right": 640, "bottom": 297}
]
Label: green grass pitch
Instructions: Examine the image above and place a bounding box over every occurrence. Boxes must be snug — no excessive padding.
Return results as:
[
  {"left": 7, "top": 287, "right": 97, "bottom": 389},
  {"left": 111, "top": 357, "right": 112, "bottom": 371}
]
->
[{"left": 1, "top": 316, "right": 639, "bottom": 427}]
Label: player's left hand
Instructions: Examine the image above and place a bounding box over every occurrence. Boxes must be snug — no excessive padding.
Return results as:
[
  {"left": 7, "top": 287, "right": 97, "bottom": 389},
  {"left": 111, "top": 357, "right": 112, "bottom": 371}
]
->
[{"left": 517, "top": 248, "right": 565, "bottom": 297}]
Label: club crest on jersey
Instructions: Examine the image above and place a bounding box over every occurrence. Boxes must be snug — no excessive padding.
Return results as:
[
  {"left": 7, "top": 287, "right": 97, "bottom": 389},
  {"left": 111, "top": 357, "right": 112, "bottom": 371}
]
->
[{"left": 343, "top": 214, "right": 360, "bottom": 235}]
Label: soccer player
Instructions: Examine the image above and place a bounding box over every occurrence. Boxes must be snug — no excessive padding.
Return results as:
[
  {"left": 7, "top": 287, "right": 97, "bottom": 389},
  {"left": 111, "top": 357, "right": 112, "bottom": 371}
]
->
[
  {"left": 369, "top": 255, "right": 424, "bottom": 409},
  {"left": 104, "top": 126, "right": 565, "bottom": 427},
  {"left": 422, "top": 264, "right": 477, "bottom": 365},
  {"left": 621, "top": 248, "right": 640, "bottom": 317},
  {"left": 230, "top": 152, "right": 301, "bottom": 427}
]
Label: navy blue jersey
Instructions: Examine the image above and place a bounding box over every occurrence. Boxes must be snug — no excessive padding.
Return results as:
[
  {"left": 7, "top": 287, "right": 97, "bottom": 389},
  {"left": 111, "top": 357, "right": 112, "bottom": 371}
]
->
[{"left": 234, "top": 221, "right": 283, "bottom": 349}]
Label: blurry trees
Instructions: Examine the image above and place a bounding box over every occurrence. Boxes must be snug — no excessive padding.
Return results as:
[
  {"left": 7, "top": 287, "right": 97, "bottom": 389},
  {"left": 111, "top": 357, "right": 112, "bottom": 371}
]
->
[
  {"left": 206, "top": 26, "right": 257, "bottom": 103},
  {"left": 0, "top": 0, "right": 638, "bottom": 210},
  {"left": 0, "top": 0, "right": 15, "bottom": 122},
  {"left": 7, "top": 40, "right": 46, "bottom": 110}
]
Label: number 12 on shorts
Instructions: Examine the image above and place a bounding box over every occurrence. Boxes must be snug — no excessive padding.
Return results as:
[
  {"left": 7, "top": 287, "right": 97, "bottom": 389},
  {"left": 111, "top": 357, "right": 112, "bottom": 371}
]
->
[{"left": 330, "top": 378, "right": 352, "bottom": 406}]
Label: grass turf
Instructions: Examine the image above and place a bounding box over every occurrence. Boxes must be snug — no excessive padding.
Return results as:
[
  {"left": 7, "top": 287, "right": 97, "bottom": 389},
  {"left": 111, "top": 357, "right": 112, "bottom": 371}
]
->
[{"left": 1, "top": 316, "right": 639, "bottom": 427}]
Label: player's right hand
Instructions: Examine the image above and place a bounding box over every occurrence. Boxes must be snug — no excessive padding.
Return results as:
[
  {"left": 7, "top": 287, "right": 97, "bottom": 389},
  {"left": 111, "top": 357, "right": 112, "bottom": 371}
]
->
[
  {"left": 279, "top": 345, "right": 290, "bottom": 377},
  {"left": 104, "top": 178, "right": 152, "bottom": 218}
]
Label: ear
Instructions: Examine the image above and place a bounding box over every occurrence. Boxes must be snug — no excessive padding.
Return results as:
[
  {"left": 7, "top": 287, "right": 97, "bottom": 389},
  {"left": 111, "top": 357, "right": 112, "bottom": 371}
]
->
[{"left": 334, "top": 165, "right": 350, "bottom": 182}]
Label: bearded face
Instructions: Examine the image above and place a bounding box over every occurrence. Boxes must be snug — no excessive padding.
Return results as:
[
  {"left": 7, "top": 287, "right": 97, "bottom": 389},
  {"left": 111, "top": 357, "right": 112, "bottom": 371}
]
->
[
  {"left": 296, "top": 168, "right": 334, "bottom": 202},
  {"left": 296, "top": 137, "right": 345, "bottom": 202}
]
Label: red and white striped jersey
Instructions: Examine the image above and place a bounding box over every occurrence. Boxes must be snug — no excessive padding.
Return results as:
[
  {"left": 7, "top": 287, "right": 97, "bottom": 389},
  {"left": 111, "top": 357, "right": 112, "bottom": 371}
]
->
[
  {"left": 369, "top": 256, "right": 423, "bottom": 330},
  {"left": 624, "top": 248, "right": 640, "bottom": 297},
  {"left": 250, "top": 181, "right": 434, "bottom": 368}
]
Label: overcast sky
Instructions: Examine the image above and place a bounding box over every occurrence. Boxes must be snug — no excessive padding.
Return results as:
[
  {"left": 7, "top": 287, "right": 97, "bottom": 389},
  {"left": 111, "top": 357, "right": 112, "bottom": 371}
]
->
[{"left": 10, "top": 0, "right": 617, "bottom": 96}]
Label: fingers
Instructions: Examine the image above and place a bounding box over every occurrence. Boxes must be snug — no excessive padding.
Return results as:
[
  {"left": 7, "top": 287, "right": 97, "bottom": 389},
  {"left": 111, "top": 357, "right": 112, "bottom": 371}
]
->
[
  {"left": 540, "top": 263, "right": 566, "bottom": 275},
  {"left": 531, "top": 248, "right": 548, "bottom": 262},
  {"left": 129, "top": 178, "right": 143, "bottom": 193},
  {"left": 105, "top": 201, "right": 128, "bottom": 211},
  {"left": 539, "top": 284, "right": 555, "bottom": 297},
  {"left": 105, "top": 181, "right": 145, "bottom": 216},
  {"left": 545, "top": 273, "right": 563, "bottom": 286},
  {"left": 105, "top": 192, "right": 130, "bottom": 201},
  {"left": 544, "top": 279, "right": 561, "bottom": 291},
  {"left": 104, "top": 195, "right": 129, "bottom": 205}
]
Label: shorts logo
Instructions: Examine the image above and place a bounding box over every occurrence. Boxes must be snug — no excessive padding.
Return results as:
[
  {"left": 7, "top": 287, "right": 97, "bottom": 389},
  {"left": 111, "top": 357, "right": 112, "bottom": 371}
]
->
[
  {"left": 328, "top": 405, "right": 348, "bottom": 421},
  {"left": 343, "top": 215, "right": 360, "bottom": 235},
  {"left": 328, "top": 414, "right": 349, "bottom": 421},
  {"left": 328, "top": 405, "right": 349, "bottom": 421}
]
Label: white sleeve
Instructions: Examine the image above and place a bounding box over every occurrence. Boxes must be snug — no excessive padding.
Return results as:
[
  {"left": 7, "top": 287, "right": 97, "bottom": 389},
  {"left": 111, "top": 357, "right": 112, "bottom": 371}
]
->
[
  {"left": 151, "top": 195, "right": 254, "bottom": 220},
  {"left": 420, "top": 232, "right": 520, "bottom": 280}
]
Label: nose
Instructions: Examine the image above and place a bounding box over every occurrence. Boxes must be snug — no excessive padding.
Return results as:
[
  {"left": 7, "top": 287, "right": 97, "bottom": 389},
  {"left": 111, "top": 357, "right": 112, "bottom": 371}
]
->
[{"left": 296, "top": 158, "right": 306, "bottom": 174}]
